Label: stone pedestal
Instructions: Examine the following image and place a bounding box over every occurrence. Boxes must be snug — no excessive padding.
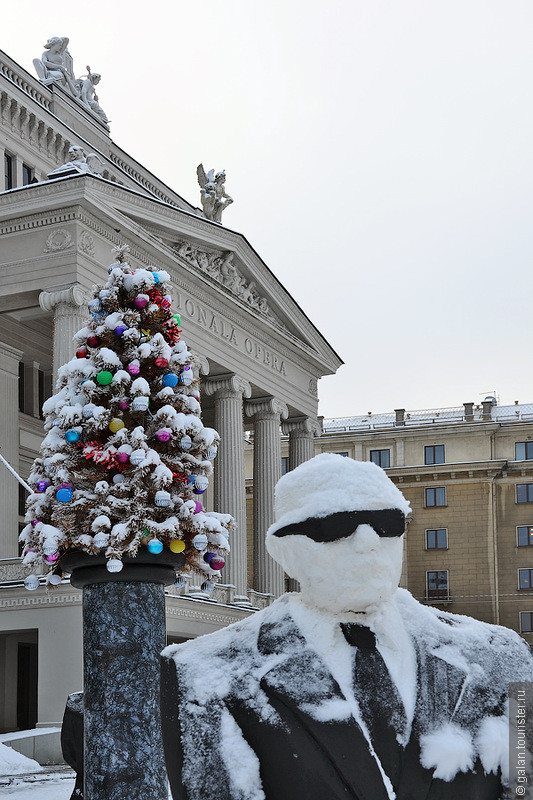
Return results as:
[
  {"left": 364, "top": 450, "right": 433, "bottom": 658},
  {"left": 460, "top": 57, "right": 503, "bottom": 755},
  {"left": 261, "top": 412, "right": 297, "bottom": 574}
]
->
[
  {"left": 39, "top": 285, "right": 87, "bottom": 383},
  {"left": 246, "top": 397, "right": 288, "bottom": 597},
  {"left": 204, "top": 374, "right": 251, "bottom": 601},
  {"left": 64, "top": 550, "right": 184, "bottom": 800}
]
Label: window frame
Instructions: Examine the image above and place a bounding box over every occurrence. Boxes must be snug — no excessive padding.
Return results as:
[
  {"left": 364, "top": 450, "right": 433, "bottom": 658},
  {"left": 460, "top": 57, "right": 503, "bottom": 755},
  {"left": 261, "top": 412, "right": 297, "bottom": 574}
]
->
[
  {"left": 424, "top": 444, "right": 445, "bottom": 466},
  {"left": 425, "top": 486, "right": 446, "bottom": 508},
  {"left": 520, "top": 611, "right": 533, "bottom": 633},
  {"left": 281, "top": 456, "right": 289, "bottom": 476},
  {"left": 22, "top": 163, "right": 34, "bottom": 186},
  {"left": 4, "top": 152, "right": 13, "bottom": 191},
  {"left": 426, "top": 528, "right": 448, "bottom": 550},
  {"left": 517, "top": 484, "right": 533, "bottom": 504},
  {"left": 518, "top": 568, "right": 533, "bottom": 590},
  {"left": 370, "top": 448, "right": 390, "bottom": 468},
  {"left": 426, "top": 570, "right": 449, "bottom": 601},
  {"left": 517, "top": 526, "right": 533, "bottom": 547},
  {"left": 515, "top": 442, "right": 533, "bottom": 461}
]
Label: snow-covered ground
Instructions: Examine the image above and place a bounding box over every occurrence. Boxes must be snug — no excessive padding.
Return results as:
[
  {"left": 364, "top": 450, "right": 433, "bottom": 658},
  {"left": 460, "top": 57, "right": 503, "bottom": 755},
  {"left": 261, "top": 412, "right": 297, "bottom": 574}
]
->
[{"left": 0, "top": 774, "right": 75, "bottom": 799}]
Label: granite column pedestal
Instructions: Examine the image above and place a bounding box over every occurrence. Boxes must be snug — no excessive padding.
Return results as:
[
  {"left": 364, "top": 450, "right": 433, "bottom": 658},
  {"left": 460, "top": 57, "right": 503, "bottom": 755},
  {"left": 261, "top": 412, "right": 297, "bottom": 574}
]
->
[{"left": 64, "top": 550, "right": 183, "bottom": 800}]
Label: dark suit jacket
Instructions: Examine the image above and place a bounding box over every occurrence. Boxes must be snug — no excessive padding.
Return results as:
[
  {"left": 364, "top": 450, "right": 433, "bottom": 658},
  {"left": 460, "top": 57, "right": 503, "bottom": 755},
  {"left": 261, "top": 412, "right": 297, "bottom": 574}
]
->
[{"left": 161, "top": 590, "right": 533, "bottom": 800}]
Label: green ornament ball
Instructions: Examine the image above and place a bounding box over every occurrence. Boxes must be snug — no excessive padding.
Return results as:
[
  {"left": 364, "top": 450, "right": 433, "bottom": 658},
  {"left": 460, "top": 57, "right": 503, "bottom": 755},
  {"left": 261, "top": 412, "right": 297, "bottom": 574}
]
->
[
  {"left": 172, "top": 314, "right": 181, "bottom": 325},
  {"left": 96, "top": 370, "right": 113, "bottom": 386}
]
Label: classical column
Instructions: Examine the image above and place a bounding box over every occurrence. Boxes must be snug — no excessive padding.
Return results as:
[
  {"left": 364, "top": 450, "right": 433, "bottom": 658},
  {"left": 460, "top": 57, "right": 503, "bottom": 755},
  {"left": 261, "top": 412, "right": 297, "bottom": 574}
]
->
[
  {"left": 39, "top": 285, "right": 87, "bottom": 383},
  {"left": 281, "top": 416, "right": 321, "bottom": 593},
  {"left": 282, "top": 416, "right": 322, "bottom": 470},
  {"left": 245, "top": 397, "right": 288, "bottom": 597},
  {"left": 203, "top": 374, "right": 251, "bottom": 601},
  {"left": 0, "top": 343, "right": 23, "bottom": 558}
]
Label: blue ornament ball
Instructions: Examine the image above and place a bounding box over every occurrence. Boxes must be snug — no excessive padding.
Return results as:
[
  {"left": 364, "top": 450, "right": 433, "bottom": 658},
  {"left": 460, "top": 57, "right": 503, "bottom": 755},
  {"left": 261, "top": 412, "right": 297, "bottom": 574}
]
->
[
  {"left": 65, "top": 430, "right": 81, "bottom": 443},
  {"left": 147, "top": 539, "right": 164, "bottom": 554},
  {"left": 151, "top": 271, "right": 160, "bottom": 284},
  {"left": 57, "top": 488, "right": 73, "bottom": 502},
  {"left": 162, "top": 373, "right": 179, "bottom": 388}
]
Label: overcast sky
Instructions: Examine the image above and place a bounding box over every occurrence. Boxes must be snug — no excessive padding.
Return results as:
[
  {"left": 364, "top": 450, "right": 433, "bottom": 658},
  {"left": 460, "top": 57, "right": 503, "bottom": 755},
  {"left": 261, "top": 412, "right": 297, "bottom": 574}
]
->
[{"left": 3, "top": 1, "right": 533, "bottom": 419}]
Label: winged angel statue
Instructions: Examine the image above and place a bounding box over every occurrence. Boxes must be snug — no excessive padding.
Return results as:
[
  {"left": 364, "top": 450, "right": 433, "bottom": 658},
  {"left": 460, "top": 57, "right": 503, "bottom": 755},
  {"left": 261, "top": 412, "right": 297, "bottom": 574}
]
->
[{"left": 197, "top": 165, "right": 233, "bottom": 223}]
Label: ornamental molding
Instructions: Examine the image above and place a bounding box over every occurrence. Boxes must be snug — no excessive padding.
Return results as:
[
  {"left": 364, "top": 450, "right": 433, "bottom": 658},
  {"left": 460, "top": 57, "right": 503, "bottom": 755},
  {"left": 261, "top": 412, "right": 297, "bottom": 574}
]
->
[
  {"left": 282, "top": 416, "right": 322, "bottom": 438},
  {"left": 203, "top": 373, "right": 252, "bottom": 400},
  {"left": 43, "top": 228, "right": 73, "bottom": 252},
  {"left": 78, "top": 230, "right": 95, "bottom": 256},
  {"left": 245, "top": 396, "right": 289, "bottom": 421},
  {"left": 165, "top": 603, "right": 248, "bottom": 627},
  {"left": 0, "top": 591, "right": 81, "bottom": 610}
]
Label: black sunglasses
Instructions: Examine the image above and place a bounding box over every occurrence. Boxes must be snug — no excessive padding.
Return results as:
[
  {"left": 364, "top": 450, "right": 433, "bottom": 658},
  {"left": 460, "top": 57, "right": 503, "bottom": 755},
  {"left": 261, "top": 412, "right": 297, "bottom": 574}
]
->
[{"left": 272, "top": 509, "right": 406, "bottom": 542}]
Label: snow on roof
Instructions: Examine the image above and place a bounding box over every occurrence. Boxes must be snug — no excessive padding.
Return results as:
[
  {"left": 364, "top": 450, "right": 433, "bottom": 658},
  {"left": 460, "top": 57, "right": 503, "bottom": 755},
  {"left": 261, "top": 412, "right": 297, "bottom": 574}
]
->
[{"left": 323, "top": 403, "right": 533, "bottom": 433}]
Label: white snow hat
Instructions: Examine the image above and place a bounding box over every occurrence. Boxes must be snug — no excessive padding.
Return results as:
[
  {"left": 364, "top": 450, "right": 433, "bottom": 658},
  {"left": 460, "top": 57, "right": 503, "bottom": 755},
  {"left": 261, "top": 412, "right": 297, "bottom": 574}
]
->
[{"left": 267, "top": 453, "right": 411, "bottom": 538}]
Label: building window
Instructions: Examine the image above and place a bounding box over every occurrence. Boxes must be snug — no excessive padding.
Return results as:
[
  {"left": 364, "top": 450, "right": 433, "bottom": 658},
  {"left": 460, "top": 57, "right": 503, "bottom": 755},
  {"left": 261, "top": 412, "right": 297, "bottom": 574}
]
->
[
  {"left": 335, "top": 452, "right": 349, "bottom": 458},
  {"left": 520, "top": 612, "right": 533, "bottom": 633},
  {"left": 425, "top": 445, "right": 445, "bottom": 465},
  {"left": 370, "top": 449, "right": 390, "bottom": 468},
  {"left": 517, "top": 484, "right": 533, "bottom": 504},
  {"left": 427, "top": 570, "right": 449, "bottom": 600},
  {"left": 281, "top": 456, "right": 289, "bottom": 475},
  {"left": 519, "top": 569, "right": 533, "bottom": 589},
  {"left": 426, "top": 529, "right": 447, "bottom": 549},
  {"left": 515, "top": 442, "right": 533, "bottom": 461},
  {"left": 425, "top": 487, "right": 446, "bottom": 507},
  {"left": 518, "top": 527, "right": 533, "bottom": 547},
  {"left": 4, "top": 153, "right": 13, "bottom": 190},
  {"left": 18, "top": 484, "right": 28, "bottom": 518},
  {"left": 22, "top": 164, "right": 34, "bottom": 186}
]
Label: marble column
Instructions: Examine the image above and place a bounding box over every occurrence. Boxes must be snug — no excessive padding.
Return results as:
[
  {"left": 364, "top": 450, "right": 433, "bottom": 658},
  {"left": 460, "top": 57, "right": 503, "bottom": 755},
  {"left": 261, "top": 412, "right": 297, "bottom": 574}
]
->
[
  {"left": 203, "top": 374, "right": 251, "bottom": 601},
  {"left": 245, "top": 397, "right": 288, "bottom": 597},
  {"left": 0, "top": 343, "right": 23, "bottom": 558},
  {"left": 282, "top": 416, "right": 322, "bottom": 471},
  {"left": 39, "top": 284, "right": 87, "bottom": 383},
  {"left": 281, "top": 416, "right": 321, "bottom": 593}
]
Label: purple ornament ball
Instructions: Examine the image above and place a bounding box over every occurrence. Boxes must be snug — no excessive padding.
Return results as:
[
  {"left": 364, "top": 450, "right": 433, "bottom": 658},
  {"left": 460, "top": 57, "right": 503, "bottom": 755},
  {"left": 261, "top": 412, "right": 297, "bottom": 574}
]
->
[
  {"left": 127, "top": 363, "right": 140, "bottom": 376},
  {"left": 115, "top": 325, "right": 127, "bottom": 336},
  {"left": 134, "top": 296, "right": 148, "bottom": 309},
  {"left": 210, "top": 557, "right": 225, "bottom": 571},
  {"left": 193, "top": 501, "right": 203, "bottom": 514},
  {"left": 156, "top": 430, "right": 171, "bottom": 442},
  {"left": 37, "top": 480, "right": 49, "bottom": 493},
  {"left": 119, "top": 400, "right": 129, "bottom": 411},
  {"left": 45, "top": 552, "right": 59, "bottom": 563}
]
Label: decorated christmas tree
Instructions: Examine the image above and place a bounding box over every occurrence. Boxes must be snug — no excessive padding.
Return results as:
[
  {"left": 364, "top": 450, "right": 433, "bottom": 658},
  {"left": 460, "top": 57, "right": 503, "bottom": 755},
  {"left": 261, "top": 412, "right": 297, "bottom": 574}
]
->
[{"left": 20, "top": 246, "right": 232, "bottom": 592}]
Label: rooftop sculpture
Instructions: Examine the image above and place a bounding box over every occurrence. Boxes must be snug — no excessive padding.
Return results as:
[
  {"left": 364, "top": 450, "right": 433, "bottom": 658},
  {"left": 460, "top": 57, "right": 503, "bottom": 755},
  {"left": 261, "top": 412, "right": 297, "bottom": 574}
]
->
[
  {"left": 34, "top": 38, "right": 109, "bottom": 128},
  {"left": 197, "top": 164, "right": 233, "bottom": 223}
]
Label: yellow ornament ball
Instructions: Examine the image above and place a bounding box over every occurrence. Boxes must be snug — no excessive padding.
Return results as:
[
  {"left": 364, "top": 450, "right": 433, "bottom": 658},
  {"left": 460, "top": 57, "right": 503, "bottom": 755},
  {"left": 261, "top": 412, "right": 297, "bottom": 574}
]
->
[
  {"left": 109, "top": 418, "right": 125, "bottom": 433},
  {"left": 169, "top": 539, "right": 186, "bottom": 553}
]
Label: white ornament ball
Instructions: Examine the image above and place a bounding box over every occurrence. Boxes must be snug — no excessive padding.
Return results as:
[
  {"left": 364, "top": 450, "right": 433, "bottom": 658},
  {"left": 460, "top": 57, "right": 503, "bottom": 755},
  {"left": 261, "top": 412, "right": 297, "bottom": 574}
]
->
[
  {"left": 194, "top": 475, "right": 209, "bottom": 492},
  {"left": 130, "top": 449, "right": 145, "bottom": 466},
  {"left": 112, "top": 474, "right": 125, "bottom": 484},
  {"left": 49, "top": 574, "right": 62, "bottom": 586},
  {"left": 207, "top": 446, "right": 218, "bottom": 461},
  {"left": 132, "top": 396, "right": 149, "bottom": 412},
  {"left": 155, "top": 490, "right": 171, "bottom": 507},
  {"left": 93, "top": 533, "right": 109, "bottom": 549},
  {"left": 180, "top": 371, "right": 194, "bottom": 387},
  {"left": 82, "top": 404, "right": 95, "bottom": 419},
  {"left": 201, "top": 580, "right": 215, "bottom": 594},
  {"left": 43, "top": 542, "right": 58, "bottom": 556},
  {"left": 106, "top": 559, "right": 123, "bottom": 573},
  {"left": 192, "top": 533, "right": 208, "bottom": 551},
  {"left": 24, "top": 575, "right": 40, "bottom": 591},
  {"left": 180, "top": 435, "right": 193, "bottom": 451}
]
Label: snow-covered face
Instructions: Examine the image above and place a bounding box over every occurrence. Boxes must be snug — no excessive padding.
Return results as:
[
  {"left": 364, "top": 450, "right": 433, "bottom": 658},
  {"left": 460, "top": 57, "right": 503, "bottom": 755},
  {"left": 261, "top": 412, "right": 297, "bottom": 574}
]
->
[{"left": 267, "top": 522, "right": 404, "bottom": 614}]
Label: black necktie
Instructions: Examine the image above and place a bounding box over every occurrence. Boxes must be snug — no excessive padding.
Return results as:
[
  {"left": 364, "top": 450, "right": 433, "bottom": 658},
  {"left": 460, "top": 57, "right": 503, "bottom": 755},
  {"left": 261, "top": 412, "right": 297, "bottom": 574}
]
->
[{"left": 340, "top": 623, "right": 407, "bottom": 789}]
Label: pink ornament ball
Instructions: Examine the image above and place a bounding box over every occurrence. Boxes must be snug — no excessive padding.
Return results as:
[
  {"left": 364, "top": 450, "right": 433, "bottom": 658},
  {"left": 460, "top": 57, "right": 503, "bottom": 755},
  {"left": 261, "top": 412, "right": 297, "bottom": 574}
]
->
[
  {"left": 155, "top": 357, "right": 169, "bottom": 369},
  {"left": 156, "top": 430, "right": 171, "bottom": 442},
  {"left": 210, "top": 557, "right": 225, "bottom": 571},
  {"left": 116, "top": 452, "right": 129, "bottom": 464},
  {"left": 119, "top": 400, "right": 129, "bottom": 411},
  {"left": 31, "top": 520, "right": 39, "bottom": 527},
  {"left": 134, "top": 295, "right": 149, "bottom": 309},
  {"left": 45, "top": 552, "right": 59, "bottom": 563},
  {"left": 193, "top": 500, "right": 203, "bottom": 514},
  {"left": 127, "top": 363, "right": 140, "bottom": 376}
]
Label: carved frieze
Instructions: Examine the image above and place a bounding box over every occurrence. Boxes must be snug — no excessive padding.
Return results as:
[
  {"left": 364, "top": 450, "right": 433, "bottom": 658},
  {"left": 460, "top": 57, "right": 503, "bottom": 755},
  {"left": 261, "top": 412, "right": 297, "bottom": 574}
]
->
[
  {"left": 174, "top": 240, "right": 278, "bottom": 325},
  {"left": 79, "top": 230, "right": 95, "bottom": 256},
  {"left": 43, "top": 228, "right": 73, "bottom": 252}
]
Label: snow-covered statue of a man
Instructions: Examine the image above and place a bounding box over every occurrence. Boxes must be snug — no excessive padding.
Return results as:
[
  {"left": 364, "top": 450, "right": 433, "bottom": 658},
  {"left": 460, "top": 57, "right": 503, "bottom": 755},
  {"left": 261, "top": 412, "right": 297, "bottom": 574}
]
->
[{"left": 161, "top": 454, "right": 533, "bottom": 800}]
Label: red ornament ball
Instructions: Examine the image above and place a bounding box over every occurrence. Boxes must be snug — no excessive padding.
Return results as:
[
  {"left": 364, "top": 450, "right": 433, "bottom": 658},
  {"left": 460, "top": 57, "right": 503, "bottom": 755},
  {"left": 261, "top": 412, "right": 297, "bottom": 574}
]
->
[
  {"left": 155, "top": 357, "right": 169, "bottom": 369},
  {"left": 87, "top": 335, "right": 101, "bottom": 348},
  {"left": 76, "top": 348, "right": 88, "bottom": 359}
]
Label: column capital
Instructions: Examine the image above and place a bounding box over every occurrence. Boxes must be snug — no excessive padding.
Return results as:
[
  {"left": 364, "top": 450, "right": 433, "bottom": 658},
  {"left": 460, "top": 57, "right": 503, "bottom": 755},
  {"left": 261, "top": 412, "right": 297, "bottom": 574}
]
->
[
  {"left": 39, "top": 284, "right": 87, "bottom": 313},
  {"left": 282, "top": 415, "right": 322, "bottom": 438},
  {"left": 245, "top": 396, "right": 288, "bottom": 422},
  {"left": 203, "top": 373, "right": 252, "bottom": 400},
  {"left": 195, "top": 355, "right": 210, "bottom": 377}
]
